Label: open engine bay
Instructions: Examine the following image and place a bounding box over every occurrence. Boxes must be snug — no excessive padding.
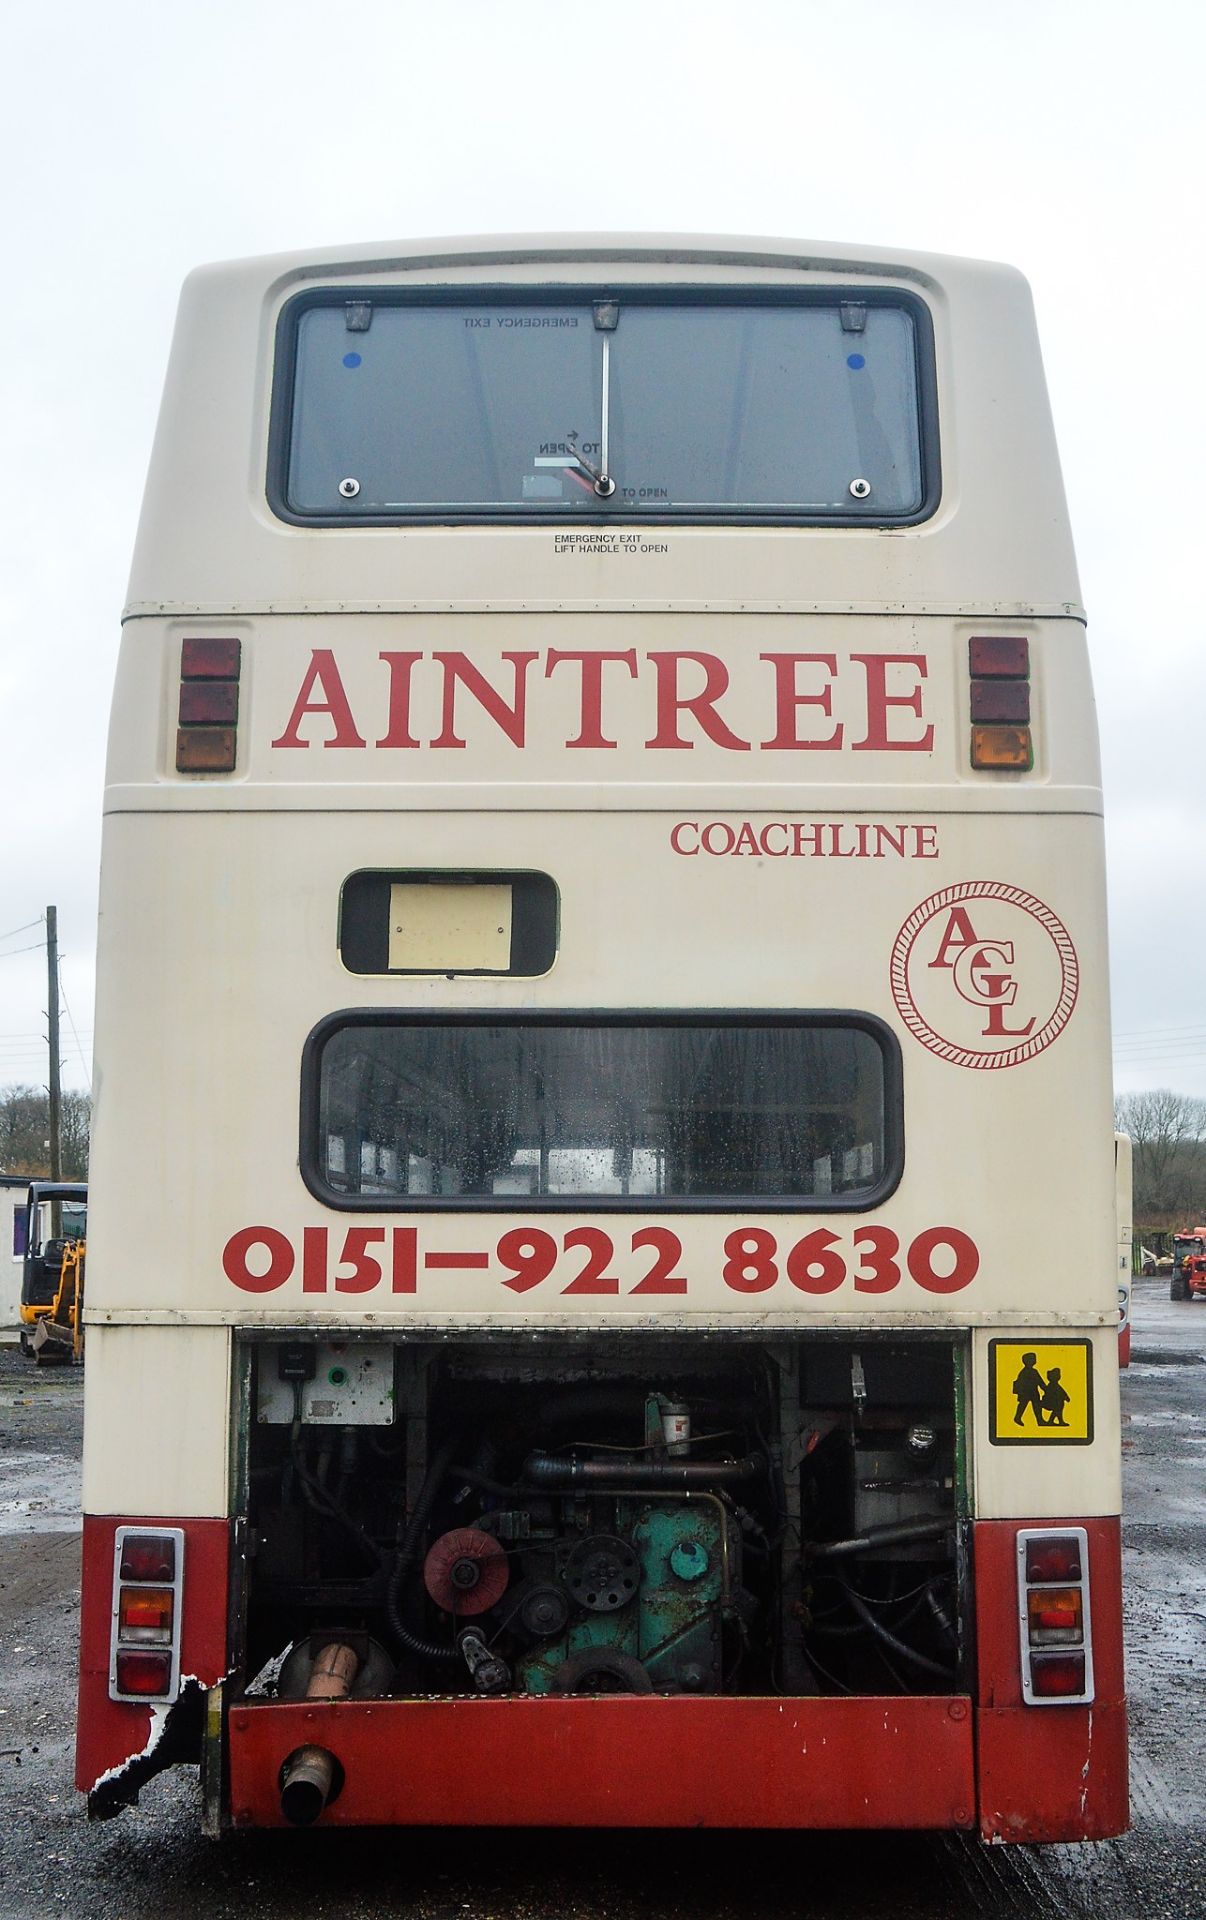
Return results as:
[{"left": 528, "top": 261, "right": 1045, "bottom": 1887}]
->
[{"left": 236, "top": 1334, "right": 965, "bottom": 1720}]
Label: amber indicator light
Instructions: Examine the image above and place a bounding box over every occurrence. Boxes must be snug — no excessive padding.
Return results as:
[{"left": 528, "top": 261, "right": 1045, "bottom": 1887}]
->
[
  {"left": 118, "top": 1587, "right": 175, "bottom": 1641},
  {"left": 176, "top": 726, "right": 237, "bottom": 772},
  {"left": 971, "top": 724, "right": 1033, "bottom": 771},
  {"left": 1027, "top": 1587, "right": 1083, "bottom": 1642}
]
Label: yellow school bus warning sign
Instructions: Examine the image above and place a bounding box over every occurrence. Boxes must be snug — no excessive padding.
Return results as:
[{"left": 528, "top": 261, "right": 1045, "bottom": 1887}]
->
[{"left": 987, "top": 1340, "right": 1094, "bottom": 1444}]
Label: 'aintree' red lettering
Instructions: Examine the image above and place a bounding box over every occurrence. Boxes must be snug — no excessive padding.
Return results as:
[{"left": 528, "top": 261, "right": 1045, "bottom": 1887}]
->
[
  {"left": 760, "top": 653, "right": 843, "bottom": 749},
  {"left": 376, "top": 652, "right": 422, "bottom": 748},
  {"left": 645, "top": 652, "right": 751, "bottom": 751},
  {"left": 271, "top": 649, "right": 367, "bottom": 749},
  {"left": 544, "top": 649, "right": 638, "bottom": 748},
  {"left": 268, "top": 647, "right": 939, "bottom": 757},
  {"left": 850, "top": 653, "right": 934, "bottom": 752},
  {"left": 431, "top": 652, "right": 537, "bottom": 749}
]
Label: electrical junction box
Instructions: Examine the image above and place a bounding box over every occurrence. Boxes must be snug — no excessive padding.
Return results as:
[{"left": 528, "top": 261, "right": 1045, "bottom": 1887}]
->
[{"left": 256, "top": 1343, "right": 396, "bottom": 1425}]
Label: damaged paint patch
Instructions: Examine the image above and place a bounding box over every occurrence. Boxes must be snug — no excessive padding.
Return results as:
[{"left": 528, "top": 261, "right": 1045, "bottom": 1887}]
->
[
  {"left": 88, "top": 1701, "right": 170, "bottom": 1795},
  {"left": 85, "top": 1674, "right": 228, "bottom": 1819},
  {"left": 1079, "top": 1705, "right": 1094, "bottom": 1821}
]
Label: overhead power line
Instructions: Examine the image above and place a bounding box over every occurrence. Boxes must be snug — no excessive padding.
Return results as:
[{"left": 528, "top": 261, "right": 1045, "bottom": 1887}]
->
[
  {"left": 0, "top": 917, "right": 44, "bottom": 946},
  {"left": 58, "top": 960, "right": 92, "bottom": 1092},
  {"left": 1113, "top": 1023, "right": 1206, "bottom": 1044}
]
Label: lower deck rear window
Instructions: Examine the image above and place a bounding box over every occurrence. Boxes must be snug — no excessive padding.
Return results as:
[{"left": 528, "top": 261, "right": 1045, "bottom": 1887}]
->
[{"left": 303, "top": 1013, "right": 902, "bottom": 1211}]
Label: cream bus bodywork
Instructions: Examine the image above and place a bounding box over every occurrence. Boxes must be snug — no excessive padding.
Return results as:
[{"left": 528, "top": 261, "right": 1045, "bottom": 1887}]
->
[{"left": 80, "top": 240, "right": 1123, "bottom": 1840}]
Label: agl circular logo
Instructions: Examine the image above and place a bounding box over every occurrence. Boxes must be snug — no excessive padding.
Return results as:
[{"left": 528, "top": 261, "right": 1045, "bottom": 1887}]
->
[{"left": 890, "top": 881, "right": 1079, "bottom": 1070}]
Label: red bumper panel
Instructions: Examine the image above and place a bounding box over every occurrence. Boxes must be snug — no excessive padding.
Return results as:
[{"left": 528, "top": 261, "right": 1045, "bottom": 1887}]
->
[
  {"left": 228, "top": 1694, "right": 975, "bottom": 1830},
  {"left": 974, "top": 1515, "right": 1128, "bottom": 1842},
  {"left": 76, "top": 1514, "right": 230, "bottom": 1797}
]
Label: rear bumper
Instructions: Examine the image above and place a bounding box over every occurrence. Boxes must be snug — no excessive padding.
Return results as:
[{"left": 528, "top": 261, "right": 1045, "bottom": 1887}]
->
[
  {"left": 77, "top": 1513, "right": 1128, "bottom": 1841},
  {"left": 228, "top": 1693, "right": 977, "bottom": 1831}
]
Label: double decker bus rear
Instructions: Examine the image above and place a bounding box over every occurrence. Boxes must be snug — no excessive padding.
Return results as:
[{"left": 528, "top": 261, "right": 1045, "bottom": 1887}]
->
[{"left": 78, "top": 236, "right": 1126, "bottom": 1841}]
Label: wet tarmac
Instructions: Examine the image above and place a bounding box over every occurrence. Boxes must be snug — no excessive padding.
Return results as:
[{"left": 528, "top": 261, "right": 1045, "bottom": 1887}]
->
[{"left": 0, "top": 1287, "right": 1203, "bottom": 1919}]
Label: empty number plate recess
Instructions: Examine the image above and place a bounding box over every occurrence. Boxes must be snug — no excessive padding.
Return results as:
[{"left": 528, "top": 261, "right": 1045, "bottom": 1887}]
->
[{"left": 339, "top": 870, "right": 558, "bottom": 976}]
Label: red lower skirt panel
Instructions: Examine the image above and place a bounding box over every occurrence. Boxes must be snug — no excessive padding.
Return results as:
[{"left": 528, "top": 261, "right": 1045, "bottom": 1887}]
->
[
  {"left": 228, "top": 1694, "right": 976, "bottom": 1830},
  {"left": 76, "top": 1514, "right": 230, "bottom": 1797},
  {"left": 973, "top": 1516, "right": 1128, "bottom": 1843}
]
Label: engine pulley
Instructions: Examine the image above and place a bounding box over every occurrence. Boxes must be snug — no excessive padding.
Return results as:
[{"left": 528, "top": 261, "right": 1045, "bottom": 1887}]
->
[
  {"left": 562, "top": 1533, "right": 641, "bottom": 1613},
  {"left": 423, "top": 1527, "right": 509, "bottom": 1616},
  {"left": 517, "top": 1582, "right": 571, "bottom": 1639}
]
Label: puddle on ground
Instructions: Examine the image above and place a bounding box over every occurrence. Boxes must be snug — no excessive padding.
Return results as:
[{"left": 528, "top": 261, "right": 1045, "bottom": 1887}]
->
[{"left": 0, "top": 1451, "right": 81, "bottom": 1535}]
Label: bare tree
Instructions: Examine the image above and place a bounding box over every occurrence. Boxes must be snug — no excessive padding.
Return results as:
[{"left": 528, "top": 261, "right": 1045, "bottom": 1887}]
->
[
  {"left": 1115, "top": 1088, "right": 1206, "bottom": 1225},
  {"left": 0, "top": 1084, "right": 90, "bottom": 1179}
]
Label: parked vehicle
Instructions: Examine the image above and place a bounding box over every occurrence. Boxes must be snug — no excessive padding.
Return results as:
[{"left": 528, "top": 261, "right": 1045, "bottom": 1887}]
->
[
  {"left": 78, "top": 234, "right": 1126, "bottom": 1847},
  {"left": 18, "top": 1182, "right": 87, "bottom": 1357},
  {"left": 1171, "top": 1230, "right": 1206, "bottom": 1302}
]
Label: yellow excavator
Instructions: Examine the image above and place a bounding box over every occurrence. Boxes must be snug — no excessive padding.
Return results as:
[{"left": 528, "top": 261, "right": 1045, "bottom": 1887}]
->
[{"left": 18, "top": 1180, "right": 87, "bottom": 1364}]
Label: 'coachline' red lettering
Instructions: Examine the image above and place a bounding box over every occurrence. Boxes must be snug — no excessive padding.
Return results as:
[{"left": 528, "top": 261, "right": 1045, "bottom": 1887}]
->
[{"left": 670, "top": 820, "right": 941, "bottom": 859}]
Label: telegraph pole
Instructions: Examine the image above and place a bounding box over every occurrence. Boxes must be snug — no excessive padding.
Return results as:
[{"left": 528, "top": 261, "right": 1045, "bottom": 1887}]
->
[{"left": 46, "top": 904, "right": 62, "bottom": 1183}]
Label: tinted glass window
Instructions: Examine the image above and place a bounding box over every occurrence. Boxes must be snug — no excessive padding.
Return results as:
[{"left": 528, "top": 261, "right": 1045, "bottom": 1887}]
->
[
  {"left": 282, "top": 296, "right": 926, "bottom": 521},
  {"left": 311, "top": 1017, "right": 896, "bottom": 1208}
]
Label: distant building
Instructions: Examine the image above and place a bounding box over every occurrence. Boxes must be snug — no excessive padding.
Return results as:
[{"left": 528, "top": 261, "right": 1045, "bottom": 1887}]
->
[{"left": 0, "top": 1173, "right": 30, "bottom": 1329}]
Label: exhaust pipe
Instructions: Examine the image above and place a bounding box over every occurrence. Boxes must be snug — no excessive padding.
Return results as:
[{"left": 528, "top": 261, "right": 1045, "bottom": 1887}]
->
[{"left": 279, "top": 1641, "right": 359, "bottom": 1826}]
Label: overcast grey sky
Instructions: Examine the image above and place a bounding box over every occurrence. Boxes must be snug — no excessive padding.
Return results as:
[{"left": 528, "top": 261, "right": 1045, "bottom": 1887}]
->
[{"left": 1, "top": 0, "right": 1202, "bottom": 1097}]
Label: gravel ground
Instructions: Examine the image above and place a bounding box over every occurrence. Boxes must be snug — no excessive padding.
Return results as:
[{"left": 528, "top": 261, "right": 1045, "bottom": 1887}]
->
[{"left": 0, "top": 1290, "right": 1203, "bottom": 1920}]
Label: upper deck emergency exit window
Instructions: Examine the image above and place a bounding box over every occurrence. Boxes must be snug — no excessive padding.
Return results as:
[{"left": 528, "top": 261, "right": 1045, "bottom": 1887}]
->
[{"left": 271, "top": 290, "right": 936, "bottom": 526}]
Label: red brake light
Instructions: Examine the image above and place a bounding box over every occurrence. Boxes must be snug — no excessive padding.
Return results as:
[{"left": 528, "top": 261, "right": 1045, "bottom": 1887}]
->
[
  {"left": 181, "top": 636, "right": 241, "bottom": 680},
  {"left": 119, "top": 1534, "right": 177, "bottom": 1582},
  {"left": 1025, "top": 1536, "right": 1082, "bottom": 1584},
  {"left": 179, "top": 681, "right": 239, "bottom": 726},
  {"left": 114, "top": 1649, "right": 174, "bottom": 1696},
  {"left": 970, "top": 680, "right": 1030, "bottom": 725},
  {"left": 1029, "top": 1651, "right": 1087, "bottom": 1698},
  {"left": 969, "top": 635, "right": 1029, "bottom": 678}
]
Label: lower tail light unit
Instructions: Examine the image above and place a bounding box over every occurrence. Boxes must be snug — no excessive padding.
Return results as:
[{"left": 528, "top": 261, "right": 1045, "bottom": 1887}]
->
[
  {"left": 1016, "top": 1526, "right": 1093, "bottom": 1705},
  {"left": 109, "top": 1526, "right": 185, "bottom": 1703}
]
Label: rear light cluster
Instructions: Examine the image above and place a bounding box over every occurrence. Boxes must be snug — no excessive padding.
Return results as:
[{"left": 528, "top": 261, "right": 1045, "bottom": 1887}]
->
[
  {"left": 969, "top": 634, "right": 1032, "bottom": 771},
  {"left": 109, "top": 1527, "right": 185, "bottom": 1703},
  {"left": 1016, "top": 1526, "right": 1094, "bottom": 1705},
  {"left": 176, "top": 636, "right": 241, "bottom": 773}
]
